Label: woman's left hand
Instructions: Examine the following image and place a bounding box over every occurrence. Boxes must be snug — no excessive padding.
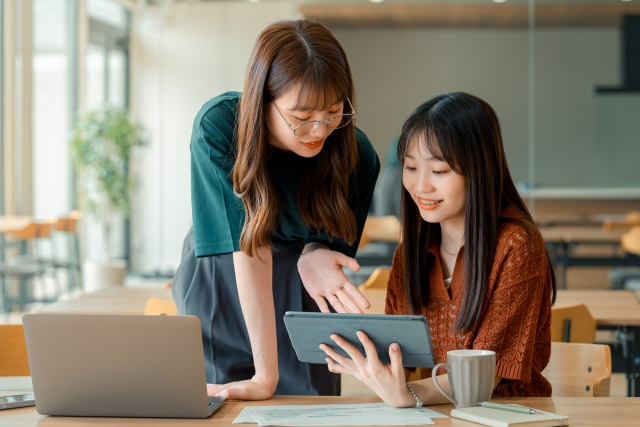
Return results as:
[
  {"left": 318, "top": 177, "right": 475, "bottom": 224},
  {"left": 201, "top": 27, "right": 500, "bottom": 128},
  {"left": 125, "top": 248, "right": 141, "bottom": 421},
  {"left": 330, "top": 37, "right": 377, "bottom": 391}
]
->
[{"left": 320, "top": 331, "right": 416, "bottom": 408}]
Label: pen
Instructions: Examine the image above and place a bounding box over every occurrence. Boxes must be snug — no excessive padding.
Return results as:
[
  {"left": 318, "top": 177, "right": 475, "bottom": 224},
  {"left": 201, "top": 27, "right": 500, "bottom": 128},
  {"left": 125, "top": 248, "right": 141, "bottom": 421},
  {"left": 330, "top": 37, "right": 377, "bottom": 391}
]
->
[{"left": 477, "top": 401, "right": 537, "bottom": 415}]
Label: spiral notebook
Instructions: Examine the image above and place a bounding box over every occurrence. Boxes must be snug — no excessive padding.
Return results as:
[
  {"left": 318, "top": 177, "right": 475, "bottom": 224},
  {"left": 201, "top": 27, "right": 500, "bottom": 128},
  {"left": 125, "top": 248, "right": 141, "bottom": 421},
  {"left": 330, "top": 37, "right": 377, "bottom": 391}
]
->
[{"left": 451, "top": 406, "right": 570, "bottom": 427}]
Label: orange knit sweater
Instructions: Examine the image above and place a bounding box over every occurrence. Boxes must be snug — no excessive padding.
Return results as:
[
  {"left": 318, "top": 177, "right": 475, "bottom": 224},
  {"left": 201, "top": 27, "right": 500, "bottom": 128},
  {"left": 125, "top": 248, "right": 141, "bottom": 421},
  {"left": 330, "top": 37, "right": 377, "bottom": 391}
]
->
[{"left": 385, "top": 208, "right": 553, "bottom": 397}]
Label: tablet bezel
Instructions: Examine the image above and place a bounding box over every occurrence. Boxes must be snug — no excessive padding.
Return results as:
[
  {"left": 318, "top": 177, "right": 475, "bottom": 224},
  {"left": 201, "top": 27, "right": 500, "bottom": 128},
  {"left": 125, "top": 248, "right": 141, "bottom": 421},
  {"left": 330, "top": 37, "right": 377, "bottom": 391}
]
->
[{"left": 283, "top": 312, "right": 434, "bottom": 368}]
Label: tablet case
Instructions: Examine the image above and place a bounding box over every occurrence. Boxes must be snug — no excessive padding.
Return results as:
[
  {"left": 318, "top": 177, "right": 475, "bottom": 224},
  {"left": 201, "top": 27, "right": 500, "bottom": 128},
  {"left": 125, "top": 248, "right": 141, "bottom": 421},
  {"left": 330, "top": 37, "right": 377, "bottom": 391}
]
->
[{"left": 284, "top": 312, "right": 434, "bottom": 367}]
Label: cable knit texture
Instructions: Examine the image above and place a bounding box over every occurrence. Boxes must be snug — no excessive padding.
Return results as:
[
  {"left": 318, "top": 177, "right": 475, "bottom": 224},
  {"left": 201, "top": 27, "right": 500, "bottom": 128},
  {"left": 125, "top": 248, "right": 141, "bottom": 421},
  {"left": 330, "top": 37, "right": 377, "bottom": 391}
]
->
[{"left": 385, "top": 207, "right": 553, "bottom": 397}]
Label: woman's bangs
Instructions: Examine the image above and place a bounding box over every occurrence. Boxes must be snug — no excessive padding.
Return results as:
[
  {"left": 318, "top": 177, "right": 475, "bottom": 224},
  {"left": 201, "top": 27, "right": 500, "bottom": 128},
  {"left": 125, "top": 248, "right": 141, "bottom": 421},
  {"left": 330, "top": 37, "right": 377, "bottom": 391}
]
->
[
  {"left": 292, "top": 67, "right": 349, "bottom": 111},
  {"left": 398, "top": 127, "right": 446, "bottom": 163}
]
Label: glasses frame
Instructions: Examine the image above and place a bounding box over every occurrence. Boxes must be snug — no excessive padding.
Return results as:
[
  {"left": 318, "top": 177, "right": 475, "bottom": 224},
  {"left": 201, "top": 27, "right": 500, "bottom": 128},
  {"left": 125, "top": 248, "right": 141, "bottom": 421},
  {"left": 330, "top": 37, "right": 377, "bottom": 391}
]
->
[{"left": 271, "top": 97, "right": 356, "bottom": 137}]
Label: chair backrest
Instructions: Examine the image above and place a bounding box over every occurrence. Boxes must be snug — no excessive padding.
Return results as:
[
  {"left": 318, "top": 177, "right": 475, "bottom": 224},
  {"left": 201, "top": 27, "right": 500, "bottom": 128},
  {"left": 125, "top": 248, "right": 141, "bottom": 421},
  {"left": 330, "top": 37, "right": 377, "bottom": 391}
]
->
[
  {"left": 356, "top": 269, "right": 390, "bottom": 314},
  {"left": 542, "top": 342, "right": 611, "bottom": 397},
  {"left": 550, "top": 302, "right": 596, "bottom": 343},
  {"left": 0, "top": 325, "right": 31, "bottom": 376},
  {"left": 603, "top": 211, "right": 640, "bottom": 230},
  {"left": 55, "top": 217, "right": 79, "bottom": 233},
  {"left": 622, "top": 226, "right": 640, "bottom": 255},
  {"left": 5, "top": 221, "right": 54, "bottom": 239},
  {"left": 144, "top": 297, "right": 177, "bottom": 315},
  {"left": 359, "top": 216, "right": 400, "bottom": 249},
  {"left": 359, "top": 268, "right": 390, "bottom": 290}
]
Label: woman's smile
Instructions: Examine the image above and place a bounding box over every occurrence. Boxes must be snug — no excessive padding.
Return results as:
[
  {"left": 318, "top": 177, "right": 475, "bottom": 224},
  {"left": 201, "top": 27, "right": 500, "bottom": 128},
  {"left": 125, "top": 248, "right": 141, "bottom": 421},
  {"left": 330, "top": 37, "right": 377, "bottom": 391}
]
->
[{"left": 417, "top": 197, "right": 443, "bottom": 210}]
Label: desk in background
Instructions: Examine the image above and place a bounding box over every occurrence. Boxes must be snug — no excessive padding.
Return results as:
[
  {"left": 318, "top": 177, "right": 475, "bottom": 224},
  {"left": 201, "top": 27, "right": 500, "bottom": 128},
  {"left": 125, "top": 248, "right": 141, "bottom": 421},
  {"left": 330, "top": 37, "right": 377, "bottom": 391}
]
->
[
  {"left": 75, "top": 287, "right": 173, "bottom": 300},
  {"left": 540, "top": 227, "right": 640, "bottom": 289},
  {"left": 1, "top": 395, "right": 639, "bottom": 426},
  {"left": 31, "top": 298, "right": 148, "bottom": 315}
]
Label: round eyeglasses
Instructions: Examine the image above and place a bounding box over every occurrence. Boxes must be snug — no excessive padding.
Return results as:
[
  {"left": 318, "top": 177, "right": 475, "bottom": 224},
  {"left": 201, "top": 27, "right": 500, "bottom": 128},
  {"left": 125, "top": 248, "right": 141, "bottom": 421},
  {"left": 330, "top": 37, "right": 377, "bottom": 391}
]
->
[{"left": 272, "top": 98, "right": 356, "bottom": 137}]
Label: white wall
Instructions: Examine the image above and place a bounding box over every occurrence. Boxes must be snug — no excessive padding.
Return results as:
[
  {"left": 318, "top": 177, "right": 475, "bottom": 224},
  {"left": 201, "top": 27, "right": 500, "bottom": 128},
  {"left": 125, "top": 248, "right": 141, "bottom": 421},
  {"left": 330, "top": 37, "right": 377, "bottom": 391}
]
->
[
  {"left": 129, "top": 1, "right": 299, "bottom": 273},
  {"left": 331, "top": 27, "right": 640, "bottom": 188}
]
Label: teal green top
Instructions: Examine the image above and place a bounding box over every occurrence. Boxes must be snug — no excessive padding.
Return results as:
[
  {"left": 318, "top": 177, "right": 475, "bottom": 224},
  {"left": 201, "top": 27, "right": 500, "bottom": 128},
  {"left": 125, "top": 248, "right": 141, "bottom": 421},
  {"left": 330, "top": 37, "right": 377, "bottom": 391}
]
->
[{"left": 190, "top": 92, "right": 380, "bottom": 258}]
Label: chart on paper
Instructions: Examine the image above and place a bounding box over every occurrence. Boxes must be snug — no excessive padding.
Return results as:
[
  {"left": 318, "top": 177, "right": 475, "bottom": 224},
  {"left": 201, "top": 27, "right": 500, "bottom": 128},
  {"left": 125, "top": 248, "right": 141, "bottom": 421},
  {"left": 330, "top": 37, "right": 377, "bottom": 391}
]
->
[{"left": 233, "top": 402, "right": 448, "bottom": 426}]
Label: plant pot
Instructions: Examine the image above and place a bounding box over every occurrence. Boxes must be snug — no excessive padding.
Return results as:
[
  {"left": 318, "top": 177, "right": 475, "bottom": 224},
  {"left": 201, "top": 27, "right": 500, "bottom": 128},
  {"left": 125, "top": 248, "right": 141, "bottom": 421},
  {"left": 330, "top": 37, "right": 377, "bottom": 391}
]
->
[{"left": 82, "top": 260, "right": 128, "bottom": 292}]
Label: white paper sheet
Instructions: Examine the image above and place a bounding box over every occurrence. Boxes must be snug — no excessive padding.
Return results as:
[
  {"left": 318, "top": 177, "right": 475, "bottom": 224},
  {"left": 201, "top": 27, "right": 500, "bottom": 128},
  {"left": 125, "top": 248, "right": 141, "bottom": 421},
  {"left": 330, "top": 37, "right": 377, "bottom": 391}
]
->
[{"left": 232, "top": 403, "right": 448, "bottom": 426}]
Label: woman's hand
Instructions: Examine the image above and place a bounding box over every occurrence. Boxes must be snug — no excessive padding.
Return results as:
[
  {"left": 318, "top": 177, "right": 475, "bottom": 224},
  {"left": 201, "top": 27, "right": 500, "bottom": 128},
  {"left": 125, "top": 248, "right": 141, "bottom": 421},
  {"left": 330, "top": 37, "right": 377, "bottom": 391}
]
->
[
  {"left": 207, "top": 375, "right": 276, "bottom": 400},
  {"left": 298, "top": 244, "right": 370, "bottom": 313},
  {"left": 320, "top": 331, "right": 416, "bottom": 408}
]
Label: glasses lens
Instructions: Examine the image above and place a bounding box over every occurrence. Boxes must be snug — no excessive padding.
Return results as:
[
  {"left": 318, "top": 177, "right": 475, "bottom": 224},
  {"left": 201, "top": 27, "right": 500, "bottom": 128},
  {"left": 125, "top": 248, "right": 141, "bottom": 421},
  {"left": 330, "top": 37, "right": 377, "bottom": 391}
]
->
[
  {"left": 293, "top": 121, "right": 320, "bottom": 136},
  {"left": 327, "top": 114, "right": 354, "bottom": 130}
]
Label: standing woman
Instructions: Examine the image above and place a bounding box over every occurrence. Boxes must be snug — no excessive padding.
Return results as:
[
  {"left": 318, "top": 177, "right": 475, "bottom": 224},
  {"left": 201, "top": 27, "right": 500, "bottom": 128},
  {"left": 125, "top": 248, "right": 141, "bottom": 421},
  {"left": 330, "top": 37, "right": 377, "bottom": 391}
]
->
[{"left": 173, "top": 20, "right": 380, "bottom": 400}]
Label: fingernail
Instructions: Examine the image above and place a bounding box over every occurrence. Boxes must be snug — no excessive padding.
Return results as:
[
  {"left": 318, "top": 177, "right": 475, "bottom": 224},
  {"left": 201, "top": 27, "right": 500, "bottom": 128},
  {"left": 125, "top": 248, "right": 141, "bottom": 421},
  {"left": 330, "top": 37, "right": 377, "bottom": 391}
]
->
[{"left": 392, "top": 343, "right": 399, "bottom": 352}]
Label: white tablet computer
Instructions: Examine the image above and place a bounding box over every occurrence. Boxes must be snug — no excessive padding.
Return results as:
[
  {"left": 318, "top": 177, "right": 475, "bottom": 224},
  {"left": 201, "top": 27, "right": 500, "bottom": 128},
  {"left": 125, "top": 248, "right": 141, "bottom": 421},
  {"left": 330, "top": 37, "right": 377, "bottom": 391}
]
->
[{"left": 283, "top": 312, "right": 434, "bottom": 367}]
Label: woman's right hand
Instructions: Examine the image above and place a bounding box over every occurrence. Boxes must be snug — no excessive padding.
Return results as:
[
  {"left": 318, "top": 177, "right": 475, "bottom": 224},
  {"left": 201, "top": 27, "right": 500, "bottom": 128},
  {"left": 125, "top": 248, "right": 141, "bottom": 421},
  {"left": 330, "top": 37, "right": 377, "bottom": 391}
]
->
[
  {"left": 298, "top": 244, "right": 370, "bottom": 313},
  {"left": 207, "top": 376, "right": 277, "bottom": 400}
]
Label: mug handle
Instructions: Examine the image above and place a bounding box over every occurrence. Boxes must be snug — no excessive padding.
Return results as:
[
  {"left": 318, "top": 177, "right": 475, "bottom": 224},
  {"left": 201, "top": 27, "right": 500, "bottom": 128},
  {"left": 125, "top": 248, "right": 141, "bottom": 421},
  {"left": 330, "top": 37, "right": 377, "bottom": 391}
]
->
[{"left": 432, "top": 363, "right": 457, "bottom": 406}]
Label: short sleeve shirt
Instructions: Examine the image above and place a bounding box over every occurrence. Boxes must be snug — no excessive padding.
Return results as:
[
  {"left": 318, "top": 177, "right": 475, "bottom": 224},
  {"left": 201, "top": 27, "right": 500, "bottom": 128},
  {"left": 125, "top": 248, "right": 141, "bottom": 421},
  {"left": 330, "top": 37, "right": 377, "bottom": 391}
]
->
[{"left": 190, "top": 91, "right": 380, "bottom": 258}]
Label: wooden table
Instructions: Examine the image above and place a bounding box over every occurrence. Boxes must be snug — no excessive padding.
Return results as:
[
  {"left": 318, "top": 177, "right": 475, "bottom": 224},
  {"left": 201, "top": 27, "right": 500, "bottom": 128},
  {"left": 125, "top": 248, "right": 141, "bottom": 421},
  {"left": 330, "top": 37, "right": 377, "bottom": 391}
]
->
[
  {"left": 540, "top": 227, "right": 626, "bottom": 244},
  {"left": 1, "top": 395, "right": 639, "bottom": 426},
  {"left": 540, "top": 227, "right": 640, "bottom": 289},
  {"left": 555, "top": 290, "right": 640, "bottom": 326},
  {"left": 75, "top": 287, "right": 172, "bottom": 300},
  {"left": 363, "top": 289, "right": 640, "bottom": 324},
  {"left": 31, "top": 298, "right": 148, "bottom": 315},
  {"left": 0, "top": 216, "right": 31, "bottom": 234}
]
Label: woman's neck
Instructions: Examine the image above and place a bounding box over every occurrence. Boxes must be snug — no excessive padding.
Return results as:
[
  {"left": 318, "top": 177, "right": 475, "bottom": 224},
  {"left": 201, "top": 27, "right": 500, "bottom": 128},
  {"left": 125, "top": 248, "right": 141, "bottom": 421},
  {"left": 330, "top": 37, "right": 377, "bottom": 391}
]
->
[{"left": 439, "top": 214, "right": 465, "bottom": 254}]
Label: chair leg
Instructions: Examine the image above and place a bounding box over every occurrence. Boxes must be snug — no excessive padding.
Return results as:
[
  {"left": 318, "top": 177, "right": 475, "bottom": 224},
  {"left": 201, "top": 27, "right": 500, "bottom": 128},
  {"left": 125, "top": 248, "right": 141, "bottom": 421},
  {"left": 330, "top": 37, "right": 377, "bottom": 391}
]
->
[{"left": 563, "top": 319, "right": 572, "bottom": 342}]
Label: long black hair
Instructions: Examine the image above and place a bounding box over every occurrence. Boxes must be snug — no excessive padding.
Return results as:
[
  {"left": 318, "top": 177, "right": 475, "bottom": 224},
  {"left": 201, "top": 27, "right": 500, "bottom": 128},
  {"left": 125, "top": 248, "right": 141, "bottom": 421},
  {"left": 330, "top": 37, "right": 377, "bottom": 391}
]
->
[{"left": 398, "top": 92, "right": 556, "bottom": 333}]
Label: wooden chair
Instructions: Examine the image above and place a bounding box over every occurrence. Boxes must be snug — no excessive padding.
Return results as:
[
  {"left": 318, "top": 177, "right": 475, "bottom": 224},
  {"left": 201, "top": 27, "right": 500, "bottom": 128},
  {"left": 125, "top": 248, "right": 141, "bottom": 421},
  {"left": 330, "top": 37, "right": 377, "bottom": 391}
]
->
[
  {"left": 0, "top": 221, "right": 57, "bottom": 312},
  {"left": 53, "top": 213, "right": 83, "bottom": 291},
  {"left": 621, "top": 226, "right": 640, "bottom": 255},
  {"left": 358, "top": 268, "right": 390, "bottom": 290},
  {"left": 550, "top": 303, "right": 596, "bottom": 343},
  {"left": 356, "top": 268, "right": 390, "bottom": 314},
  {"left": 0, "top": 325, "right": 30, "bottom": 376},
  {"left": 542, "top": 342, "right": 611, "bottom": 397},
  {"left": 609, "top": 226, "right": 640, "bottom": 290},
  {"left": 358, "top": 216, "right": 400, "bottom": 249},
  {"left": 144, "top": 297, "right": 177, "bottom": 315},
  {"left": 603, "top": 211, "right": 640, "bottom": 230}
]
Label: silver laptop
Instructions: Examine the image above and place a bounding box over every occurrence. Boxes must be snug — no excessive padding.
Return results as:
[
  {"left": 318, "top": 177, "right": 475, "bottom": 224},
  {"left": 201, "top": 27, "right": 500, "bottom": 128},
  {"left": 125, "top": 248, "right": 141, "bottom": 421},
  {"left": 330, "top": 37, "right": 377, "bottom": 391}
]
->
[{"left": 22, "top": 314, "right": 225, "bottom": 418}]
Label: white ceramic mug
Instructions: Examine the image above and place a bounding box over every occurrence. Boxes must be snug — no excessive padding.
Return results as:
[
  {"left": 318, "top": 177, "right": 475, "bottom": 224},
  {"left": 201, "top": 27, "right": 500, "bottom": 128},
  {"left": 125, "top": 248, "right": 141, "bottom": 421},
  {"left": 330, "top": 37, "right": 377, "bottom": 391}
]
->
[{"left": 432, "top": 349, "right": 496, "bottom": 409}]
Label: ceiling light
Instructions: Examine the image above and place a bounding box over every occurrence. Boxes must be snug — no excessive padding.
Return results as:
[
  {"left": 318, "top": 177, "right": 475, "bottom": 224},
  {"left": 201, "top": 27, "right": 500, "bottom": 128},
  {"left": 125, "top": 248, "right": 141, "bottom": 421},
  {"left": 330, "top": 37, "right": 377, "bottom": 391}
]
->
[
  {"left": 370, "top": 0, "right": 384, "bottom": 3},
  {"left": 493, "top": 0, "right": 507, "bottom": 3}
]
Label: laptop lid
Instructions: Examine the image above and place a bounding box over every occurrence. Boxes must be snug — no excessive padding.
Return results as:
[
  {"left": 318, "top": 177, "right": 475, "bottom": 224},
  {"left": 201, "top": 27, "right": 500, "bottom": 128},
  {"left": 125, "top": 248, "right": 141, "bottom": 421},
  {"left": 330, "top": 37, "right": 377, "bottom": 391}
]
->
[{"left": 23, "top": 314, "right": 215, "bottom": 418}]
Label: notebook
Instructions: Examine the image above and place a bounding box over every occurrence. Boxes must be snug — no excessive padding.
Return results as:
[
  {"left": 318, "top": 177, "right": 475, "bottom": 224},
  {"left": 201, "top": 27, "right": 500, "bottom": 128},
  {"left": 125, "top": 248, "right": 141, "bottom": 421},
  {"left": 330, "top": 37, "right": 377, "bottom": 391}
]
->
[{"left": 451, "top": 406, "right": 570, "bottom": 427}]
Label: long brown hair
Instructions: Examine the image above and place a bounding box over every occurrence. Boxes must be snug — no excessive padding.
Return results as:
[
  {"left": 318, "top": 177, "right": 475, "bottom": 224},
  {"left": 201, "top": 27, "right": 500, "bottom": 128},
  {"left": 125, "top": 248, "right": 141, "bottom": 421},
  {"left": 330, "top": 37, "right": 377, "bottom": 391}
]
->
[
  {"left": 398, "top": 92, "right": 557, "bottom": 332},
  {"left": 233, "top": 20, "right": 358, "bottom": 260}
]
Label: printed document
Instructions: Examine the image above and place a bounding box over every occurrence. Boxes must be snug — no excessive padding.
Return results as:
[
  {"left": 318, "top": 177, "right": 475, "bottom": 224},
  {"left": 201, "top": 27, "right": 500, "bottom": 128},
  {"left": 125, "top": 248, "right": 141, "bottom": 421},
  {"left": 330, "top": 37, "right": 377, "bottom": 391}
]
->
[{"left": 232, "top": 402, "right": 448, "bottom": 426}]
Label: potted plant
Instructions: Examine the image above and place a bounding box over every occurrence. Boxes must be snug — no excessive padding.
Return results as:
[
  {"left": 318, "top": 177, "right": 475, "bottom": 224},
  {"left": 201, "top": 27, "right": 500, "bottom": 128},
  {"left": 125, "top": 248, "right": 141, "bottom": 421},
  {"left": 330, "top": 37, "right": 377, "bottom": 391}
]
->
[{"left": 70, "top": 106, "right": 147, "bottom": 290}]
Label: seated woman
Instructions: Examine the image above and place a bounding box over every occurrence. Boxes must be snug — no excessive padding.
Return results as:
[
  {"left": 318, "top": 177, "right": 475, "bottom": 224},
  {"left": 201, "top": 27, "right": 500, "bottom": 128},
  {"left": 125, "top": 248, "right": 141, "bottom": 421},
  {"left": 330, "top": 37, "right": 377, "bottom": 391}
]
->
[{"left": 321, "top": 92, "right": 556, "bottom": 407}]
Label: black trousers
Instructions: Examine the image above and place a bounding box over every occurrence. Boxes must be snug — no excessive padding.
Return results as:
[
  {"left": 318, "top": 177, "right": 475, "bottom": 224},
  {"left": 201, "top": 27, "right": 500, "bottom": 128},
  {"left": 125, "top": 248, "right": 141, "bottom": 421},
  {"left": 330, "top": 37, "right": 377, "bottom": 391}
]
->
[{"left": 172, "top": 228, "right": 340, "bottom": 396}]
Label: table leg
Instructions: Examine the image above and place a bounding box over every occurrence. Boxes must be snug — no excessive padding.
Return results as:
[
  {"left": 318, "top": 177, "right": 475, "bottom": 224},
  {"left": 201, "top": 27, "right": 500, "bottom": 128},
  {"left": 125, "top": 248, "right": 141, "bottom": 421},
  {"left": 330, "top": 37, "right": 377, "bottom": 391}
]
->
[
  {"left": 18, "top": 240, "right": 29, "bottom": 310},
  {"left": 631, "top": 326, "right": 640, "bottom": 397}
]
